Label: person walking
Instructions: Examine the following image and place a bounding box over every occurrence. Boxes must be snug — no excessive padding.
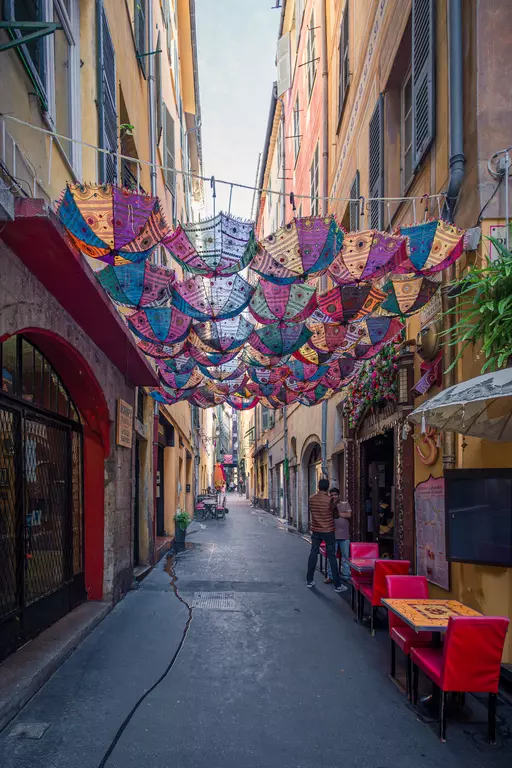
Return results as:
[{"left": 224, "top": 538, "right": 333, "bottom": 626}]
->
[
  {"left": 324, "top": 487, "right": 351, "bottom": 584},
  {"left": 306, "top": 478, "right": 347, "bottom": 592}
]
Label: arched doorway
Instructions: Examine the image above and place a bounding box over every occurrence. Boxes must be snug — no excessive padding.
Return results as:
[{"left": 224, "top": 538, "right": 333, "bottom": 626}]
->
[
  {"left": 0, "top": 331, "right": 109, "bottom": 661},
  {"left": 300, "top": 437, "right": 322, "bottom": 532}
]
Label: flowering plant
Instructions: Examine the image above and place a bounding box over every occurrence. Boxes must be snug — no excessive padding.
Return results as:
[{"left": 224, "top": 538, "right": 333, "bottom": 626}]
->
[{"left": 342, "top": 343, "right": 400, "bottom": 429}]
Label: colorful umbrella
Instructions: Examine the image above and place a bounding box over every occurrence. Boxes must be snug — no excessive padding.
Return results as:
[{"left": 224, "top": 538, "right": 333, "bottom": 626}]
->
[
  {"left": 214, "top": 463, "right": 227, "bottom": 488},
  {"left": 251, "top": 323, "right": 313, "bottom": 357},
  {"left": 285, "top": 359, "right": 328, "bottom": 383},
  {"left": 188, "top": 387, "right": 226, "bottom": 408},
  {"left": 396, "top": 219, "right": 465, "bottom": 275},
  {"left": 251, "top": 215, "right": 344, "bottom": 284},
  {"left": 128, "top": 306, "right": 191, "bottom": 344},
  {"left": 170, "top": 274, "right": 255, "bottom": 321},
  {"left": 58, "top": 184, "right": 168, "bottom": 265},
  {"left": 96, "top": 261, "right": 175, "bottom": 308},
  {"left": 225, "top": 395, "right": 260, "bottom": 410},
  {"left": 187, "top": 344, "right": 241, "bottom": 367},
  {"left": 380, "top": 276, "right": 440, "bottom": 316},
  {"left": 328, "top": 230, "right": 408, "bottom": 285},
  {"left": 198, "top": 359, "right": 248, "bottom": 382},
  {"left": 192, "top": 316, "right": 256, "bottom": 353},
  {"left": 316, "top": 284, "right": 386, "bottom": 323},
  {"left": 158, "top": 351, "right": 197, "bottom": 374},
  {"left": 158, "top": 366, "right": 204, "bottom": 391},
  {"left": 162, "top": 213, "right": 257, "bottom": 276},
  {"left": 249, "top": 280, "right": 317, "bottom": 325}
]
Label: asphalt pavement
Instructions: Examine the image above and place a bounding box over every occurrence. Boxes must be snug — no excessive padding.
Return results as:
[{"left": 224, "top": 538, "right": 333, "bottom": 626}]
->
[{"left": 1, "top": 494, "right": 511, "bottom": 768}]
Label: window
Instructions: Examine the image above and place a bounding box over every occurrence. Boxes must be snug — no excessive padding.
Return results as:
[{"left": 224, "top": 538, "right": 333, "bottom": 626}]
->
[
  {"left": 349, "top": 170, "right": 360, "bottom": 231},
  {"left": 306, "top": 10, "right": 317, "bottom": 100},
  {"left": 338, "top": 2, "right": 350, "bottom": 124},
  {"left": 368, "top": 96, "right": 384, "bottom": 229},
  {"left": 5, "top": 0, "right": 81, "bottom": 174},
  {"left": 293, "top": 95, "right": 301, "bottom": 164},
  {"left": 276, "top": 122, "right": 283, "bottom": 171},
  {"left": 155, "top": 33, "right": 163, "bottom": 144},
  {"left": 98, "top": 4, "right": 118, "bottom": 184},
  {"left": 412, "top": 0, "right": 435, "bottom": 168},
  {"left": 310, "top": 144, "right": 319, "bottom": 216},
  {"left": 295, "top": 0, "right": 305, "bottom": 48},
  {"left": 401, "top": 71, "right": 413, "bottom": 191},
  {"left": 163, "top": 106, "right": 176, "bottom": 218},
  {"left": 134, "top": 0, "right": 147, "bottom": 77}
]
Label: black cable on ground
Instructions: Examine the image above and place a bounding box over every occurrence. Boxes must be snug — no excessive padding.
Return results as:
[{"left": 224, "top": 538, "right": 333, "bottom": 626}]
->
[{"left": 97, "top": 553, "right": 193, "bottom": 768}]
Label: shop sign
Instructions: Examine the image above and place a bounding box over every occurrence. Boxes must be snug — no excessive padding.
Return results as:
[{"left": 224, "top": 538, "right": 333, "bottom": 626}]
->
[
  {"left": 116, "top": 399, "right": 133, "bottom": 448},
  {"left": 415, "top": 476, "right": 449, "bottom": 590},
  {"left": 489, "top": 224, "right": 511, "bottom": 261},
  {"left": 419, "top": 291, "right": 442, "bottom": 327}
]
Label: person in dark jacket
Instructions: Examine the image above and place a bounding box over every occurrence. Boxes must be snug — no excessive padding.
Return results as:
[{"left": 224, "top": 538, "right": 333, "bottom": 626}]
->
[{"left": 306, "top": 478, "right": 346, "bottom": 592}]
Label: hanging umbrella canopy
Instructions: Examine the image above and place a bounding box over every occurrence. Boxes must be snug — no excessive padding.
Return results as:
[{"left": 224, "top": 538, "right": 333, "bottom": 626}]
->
[
  {"left": 203, "top": 375, "right": 248, "bottom": 396},
  {"left": 317, "top": 284, "right": 386, "bottom": 323},
  {"left": 225, "top": 395, "right": 260, "bottom": 410},
  {"left": 189, "top": 387, "right": 226, "bottom": 408},
  {"left": 170, "top": 274, "right": 255, "bottom": 321},
  {"left": 158, "top": 365, "right": 204, "bottom": 391},
  {"left": 162, "top": 213, "right": 257, "bottom": 276},
  {"left": 96, "top": 261, "right": 175, "bottom": 308},
  {"left": 251, "top": 323, "right": 312, "bottom": 357},
  {"left": 136, "top": 339, "right": 187, "bottom": 359},
  {"left": 380, "top": 276, "right": 439, "bottom": 316},
  {"left": 158, "top": 351, "right": 197, "bottom": 374},
  {"left": 192, "top": 316, "right": 256, "bottom": 353},
  {"left": 128, "top": 306, "right": 192, "bottom": 345},
  {"left": 58, "top": 184, "right": 168, "bottom": 264},
  {"left": 408, "top": 368, "right": 512, "bottom": 441},
  {"left": 285, "top": 359, "right": 328, "bottom": 383},
  {"left": 396, "top": 219, "right": 465, "bottom": 276},
  {"left": 328, "top": 230, "right": 408, "bottom": 285},
  {"left": 198, "top": 358, "right": 248, "bottom": 382},
  {"left": 249, "top": 280, "right": 317, "bottom": 325},
  {"left": 251, "top": 215, "right": 344, "bottom": 284},
  {"left": 187, "top": 344, "right": 241, "bottom": 367}
]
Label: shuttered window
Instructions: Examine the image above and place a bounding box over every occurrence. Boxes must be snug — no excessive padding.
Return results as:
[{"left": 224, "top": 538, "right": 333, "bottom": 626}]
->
[
  {"left": 349, "top": 170, "right": 360, "bottom": 231},
  {"left": 97, "top": 4, "right": 118, "bottom": 184},
  {"left": 155, "top": 32, "right": 162, "bottom": 144},
  {"left": 338, "top": 2, "right": 349, "bottom": 124},
  {"left": 310, "top": 144, "right": 319, "bottom": 216},
  {"left": 295, "top": 0, "right": 305, "bottom": 48},
  {"left": 368, "top": 96, "right": 384, "bottom": 229},
  {"left": 293, "top": 95, "right": 301, "bottom": 164},
  {"left": 306, "top": 10, "right": 317, "bottom": 100},
  {"left": 163, "top": 106, "right": 176, "bottom": 217},
  {"left": 134, "top": 0, "right": 147, "bottom": 77},
  {"left": 412, "top": 0, "right": 435, "bottom": 169}
]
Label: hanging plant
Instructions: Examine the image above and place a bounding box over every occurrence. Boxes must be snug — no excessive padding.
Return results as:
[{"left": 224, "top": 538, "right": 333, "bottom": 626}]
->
[
  {"left": 342, "top": 342, "right": 400, "bottom": 429},
  {"left": 441, "top": 237, "right": 512, "bottom": 373}
]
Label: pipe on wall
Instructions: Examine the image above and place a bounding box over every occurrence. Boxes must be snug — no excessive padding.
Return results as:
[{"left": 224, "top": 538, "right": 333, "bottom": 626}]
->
[
  {"left": 320, "top": 0, "right": 329, "bottom": 476},
  {"left": 442, "top": 0, "right": 466, "bottom": 471}
]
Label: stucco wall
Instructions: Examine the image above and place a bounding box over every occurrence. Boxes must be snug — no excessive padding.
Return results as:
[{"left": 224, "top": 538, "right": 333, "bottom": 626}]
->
[{"left": 0, "top": 241, "right": 135, "bottom": 601}]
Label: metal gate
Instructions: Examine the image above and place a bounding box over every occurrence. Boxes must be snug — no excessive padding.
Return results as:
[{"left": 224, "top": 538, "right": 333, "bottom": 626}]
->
[{"left": 0, "top": 401, "right": 85, "bottom": 661}]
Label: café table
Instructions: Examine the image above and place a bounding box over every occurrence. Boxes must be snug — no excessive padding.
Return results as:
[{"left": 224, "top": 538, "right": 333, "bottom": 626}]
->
[
  {"left": 347, "top": 558, "right": 376, "bottom": 573},
  {"left": 382, "top": 598, "right": 482, "bottom": 644}
]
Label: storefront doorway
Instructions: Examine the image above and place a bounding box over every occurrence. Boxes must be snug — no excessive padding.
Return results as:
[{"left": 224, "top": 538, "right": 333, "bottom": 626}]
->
[
  {"left": 361, "top": 430, "right": 395, "bottom": 557},
  {"left": 0, "top": 336, "right": 85, "bottom": 661}
]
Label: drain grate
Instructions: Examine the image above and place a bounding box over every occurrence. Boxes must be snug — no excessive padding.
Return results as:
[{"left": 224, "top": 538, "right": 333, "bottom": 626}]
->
[{"left": 192, "top": 591, "right": 238, "bottom": 611}]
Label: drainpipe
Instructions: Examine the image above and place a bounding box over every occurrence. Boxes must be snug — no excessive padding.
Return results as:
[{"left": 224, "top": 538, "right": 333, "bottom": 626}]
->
[
  {"left": 320, "top": 0, "right": 329, "bottom": 477},
  {"left": 442, "top": 0, "right": 465, "bottom": 471},
  {"left": 148, "top": 0, "right": 157, "bottom": 198}
]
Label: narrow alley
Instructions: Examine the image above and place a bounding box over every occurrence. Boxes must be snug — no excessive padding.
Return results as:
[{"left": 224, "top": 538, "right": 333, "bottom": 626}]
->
[{"left": 1, "top": 495, "right": 510, "bottom": 768}]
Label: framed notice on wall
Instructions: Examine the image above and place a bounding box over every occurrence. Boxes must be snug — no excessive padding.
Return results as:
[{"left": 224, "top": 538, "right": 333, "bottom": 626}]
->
[
  {"left": 415, "top": 476, "right": 449, "bottom": 590},
  {"left": 116, "top": 399, "right": 133, "bottom": 449}
]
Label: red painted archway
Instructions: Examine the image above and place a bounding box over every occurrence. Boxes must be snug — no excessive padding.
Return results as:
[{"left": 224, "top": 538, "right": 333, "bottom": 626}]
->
[{"left": 1, "top": 328, "right": 111, "bottom": 601}]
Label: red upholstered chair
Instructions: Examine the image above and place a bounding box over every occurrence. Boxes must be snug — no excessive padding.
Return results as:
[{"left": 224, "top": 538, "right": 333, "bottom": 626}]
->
[
  {"left": 411, "top": 616, "right": 509, "bottom": 743},
  {"left": 349, "top": 543, "right": 379, "bottom": 612},
  {"left": 386, "top": 575, "right": 432, "bottom": 699},
  {"left": 359, "top": 560, "right": 410, "bottom": 634}
]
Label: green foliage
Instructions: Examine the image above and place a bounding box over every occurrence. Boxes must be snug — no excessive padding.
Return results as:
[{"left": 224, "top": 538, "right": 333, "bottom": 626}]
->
[
  {"left": 174, "top": 509, "right": 191, "bottom": 532},
  {"left": 441, "top": 237, "right": 512, "bottom": 374}
]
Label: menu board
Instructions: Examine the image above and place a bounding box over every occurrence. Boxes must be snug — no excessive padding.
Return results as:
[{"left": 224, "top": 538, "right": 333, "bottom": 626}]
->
[{"left": 415, "top": 476, "right": 449, "bottom": 590}]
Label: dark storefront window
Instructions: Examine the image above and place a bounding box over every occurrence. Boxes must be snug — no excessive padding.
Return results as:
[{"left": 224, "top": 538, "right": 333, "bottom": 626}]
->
[{"left": 0, "top": 335, "right": 85, "bottom": 662}]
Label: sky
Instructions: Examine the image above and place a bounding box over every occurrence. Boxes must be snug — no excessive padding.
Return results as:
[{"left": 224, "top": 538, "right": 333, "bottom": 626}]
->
[{"left": 195, "top": 0, "right": 281, "bottom": 220}]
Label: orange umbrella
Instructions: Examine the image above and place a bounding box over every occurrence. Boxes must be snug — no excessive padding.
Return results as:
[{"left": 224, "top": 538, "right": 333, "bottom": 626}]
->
[{"left": 214, "top": 463, "right": 226, "bottom": 489}]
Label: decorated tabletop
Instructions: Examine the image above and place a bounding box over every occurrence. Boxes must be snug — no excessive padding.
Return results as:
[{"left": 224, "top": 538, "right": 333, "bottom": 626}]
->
[
  {"left": 348, "top": 558, "right": 376, "bottom": 573},
  {"left": 382, "top": 598, "right": 481, "bottom": 632}
]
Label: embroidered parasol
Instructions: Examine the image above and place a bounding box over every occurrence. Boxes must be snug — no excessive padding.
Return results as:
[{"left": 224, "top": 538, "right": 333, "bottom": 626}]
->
[
  {"left": 162, "top": 213, "right": 257, "bottom": 276},
  {"left": 396, "top": 219, "right": 465, "bottom": 275},
  {"left": 316, "top": 284, "right": 386, "bottom": 323},
  {"left": 136, "top": 339, "right": 187, "bottom": 359},
  {"left": 328, "top": 230, "right": 409, "bottom": 285},
  {"left": 128, "top": 306, "right": 191, "bottom": 345},
  {"left": 58, "top": 184, "right": 168, "bottom": 265},
  {"left": 192, "top": 316, "right": 256, "bottom": 353},
  {"left": 96, "top": 261, "right": 175, "bottom": 308},
  {"left": 380, "top": 276, "right": 440, "bottom": 316},
  {"left": 225, "top": 395, "right": 260, "bottom": 410},
  {"left": 249, "top": 280, "right": 317, "bottom": 325},
  {"left": 170, "top": 274, "right": 255, "bottom": 321},
  {"left": 158, "top": 365, "right": 204, "bottom": 391},
  {"left": 251, "top": 323, "right": 313, "bottom": 357}
]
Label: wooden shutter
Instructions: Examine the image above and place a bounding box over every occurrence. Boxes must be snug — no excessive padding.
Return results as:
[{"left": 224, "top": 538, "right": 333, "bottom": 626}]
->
[
  {"left": 277, "top": 33, "right": 291, "bottom": 96},
  {"left": 134, "top": 0, "right": 147, "bottom": 77},
  {"left": 163, "top": 107, "right": 176, "bottom": 215},
  {"left": 97, "top": 2, "right": 118, "bottom": 184},
  {"left": 338, "top": 2, "right": 349, "bottom": 122},
  {"left": 349, "top": 170, "right": 360, "bottom": 231},
  {"left": 155, "top": 32, "right": 162, "bottom": 144},
  {"left": 295, "top": 0, "right": 305, "bottom": 47},
  {"left": 412, "top": 0, "right": 435, "bottom": 169},
  {"left": 368, "top": 96, "right": 384, "bottom": 229}
]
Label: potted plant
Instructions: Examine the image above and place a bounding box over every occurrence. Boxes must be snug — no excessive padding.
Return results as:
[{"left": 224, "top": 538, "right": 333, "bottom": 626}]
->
[{"left": 174, "top": 508, "right": 191, "bottom": 550}]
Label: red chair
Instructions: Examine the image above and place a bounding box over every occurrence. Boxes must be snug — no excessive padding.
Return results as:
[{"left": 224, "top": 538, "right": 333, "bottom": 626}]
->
[
  {"left": 411, "top": 616, "right": 509, "bottom": 743},
  {"left": 359, "top": 560, "right": 410, "bottom": 634},
  {"left": 386, "top": 575, "right": 432, "bottom": 699},
  {"left": 349, "top": 543, "right": 379, "bottom": 612}
]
